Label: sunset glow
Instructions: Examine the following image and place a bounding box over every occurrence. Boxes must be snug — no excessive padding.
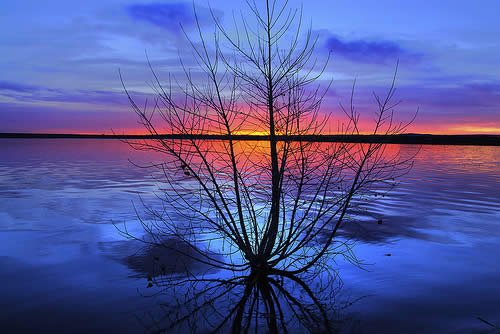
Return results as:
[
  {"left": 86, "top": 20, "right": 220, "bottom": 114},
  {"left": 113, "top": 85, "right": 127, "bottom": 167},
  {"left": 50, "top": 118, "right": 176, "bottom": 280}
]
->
[{"left": 1, "top": 0, "right": 499, "bottom": 134}]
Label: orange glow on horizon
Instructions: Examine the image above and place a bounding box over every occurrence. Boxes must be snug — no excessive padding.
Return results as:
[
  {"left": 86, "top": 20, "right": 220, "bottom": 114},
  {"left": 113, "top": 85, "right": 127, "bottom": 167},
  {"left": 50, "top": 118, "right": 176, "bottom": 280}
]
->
[
  {"left": 447, "top": 126, "right": 500, "bottom": 134},
  {"left": 23, "top": 122, "right": 500, "bottom": 136}
]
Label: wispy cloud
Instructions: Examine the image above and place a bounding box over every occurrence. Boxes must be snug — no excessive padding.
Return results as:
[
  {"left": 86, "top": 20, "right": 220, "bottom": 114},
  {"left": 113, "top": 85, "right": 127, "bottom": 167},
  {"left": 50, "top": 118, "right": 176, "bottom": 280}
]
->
[
  {"left": 324, "top": 34, "right": 421, "bottom": 64},
  {"left": 0, "top": 82, "right": 148, "bottom": 133},
  {"left": 0, "top": 81, "right": 44, "bottom": 93},
  {"left": 0, "top": 103, "right": 140, "bottom": 134},
  {"left": 0, "top": 80, "right": 144, "bottom": 106},
  {"left": 126, "top": 2, "right": 219, "bottom": 35},
  {"left": 397, "top": 81, "right": 500, "bottom": 111}
]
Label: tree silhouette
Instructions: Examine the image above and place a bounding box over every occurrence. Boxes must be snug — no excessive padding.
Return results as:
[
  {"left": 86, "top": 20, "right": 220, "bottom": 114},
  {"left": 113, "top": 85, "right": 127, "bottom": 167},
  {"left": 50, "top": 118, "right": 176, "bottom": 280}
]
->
[
  {"left": 139, "top": 267, "right": 348, "bottom": 333},
  {"left": 119, "top": 0, "right": 413, "bottom": 280}
]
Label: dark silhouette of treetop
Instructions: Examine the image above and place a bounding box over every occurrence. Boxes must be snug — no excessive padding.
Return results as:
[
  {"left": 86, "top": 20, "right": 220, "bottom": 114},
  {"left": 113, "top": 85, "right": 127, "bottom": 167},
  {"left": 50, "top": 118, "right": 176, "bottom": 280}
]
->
[{"left": 119, "top": 0, "right": 412, "bottom": 304}]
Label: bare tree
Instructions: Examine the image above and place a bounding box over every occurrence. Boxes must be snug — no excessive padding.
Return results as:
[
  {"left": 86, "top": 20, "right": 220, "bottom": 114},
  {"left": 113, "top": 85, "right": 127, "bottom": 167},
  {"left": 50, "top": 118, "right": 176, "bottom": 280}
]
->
[{"left": 119, "top": 0, "right": 413, "bottom": 281}]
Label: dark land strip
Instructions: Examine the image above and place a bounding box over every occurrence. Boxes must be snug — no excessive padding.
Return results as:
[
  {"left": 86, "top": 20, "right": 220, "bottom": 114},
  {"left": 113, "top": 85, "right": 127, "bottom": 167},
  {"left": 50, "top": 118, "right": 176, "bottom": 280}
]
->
[{"left": 0, "top": 133, "right": 499, "bottom": 146}]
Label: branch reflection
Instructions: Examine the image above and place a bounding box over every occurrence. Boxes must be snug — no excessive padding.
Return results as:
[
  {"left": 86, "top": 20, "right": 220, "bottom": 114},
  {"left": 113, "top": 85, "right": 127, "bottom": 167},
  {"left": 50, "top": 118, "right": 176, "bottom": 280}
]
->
[{"left": 134, "top": 249, "right": 353, "bottom": 333}]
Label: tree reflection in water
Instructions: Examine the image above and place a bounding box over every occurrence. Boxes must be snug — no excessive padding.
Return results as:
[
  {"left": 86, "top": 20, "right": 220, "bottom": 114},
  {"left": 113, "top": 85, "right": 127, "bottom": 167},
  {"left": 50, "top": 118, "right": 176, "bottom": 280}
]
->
[{"left": 138, "top": 258, "right": 351, "bottom": 334}]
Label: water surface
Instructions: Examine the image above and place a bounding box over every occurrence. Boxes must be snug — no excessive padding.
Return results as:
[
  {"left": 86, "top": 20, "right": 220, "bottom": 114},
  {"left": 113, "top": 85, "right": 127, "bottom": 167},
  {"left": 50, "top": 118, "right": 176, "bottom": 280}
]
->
[{"left": 0, "top": 139, "right": 499, "bottom": 333}]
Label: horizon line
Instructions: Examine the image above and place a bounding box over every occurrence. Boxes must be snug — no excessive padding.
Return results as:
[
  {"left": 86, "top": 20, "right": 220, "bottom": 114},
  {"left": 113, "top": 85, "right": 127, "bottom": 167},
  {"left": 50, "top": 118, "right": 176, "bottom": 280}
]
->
[{"left": 0, "top": 132, "right": 498, "bottom": 146}]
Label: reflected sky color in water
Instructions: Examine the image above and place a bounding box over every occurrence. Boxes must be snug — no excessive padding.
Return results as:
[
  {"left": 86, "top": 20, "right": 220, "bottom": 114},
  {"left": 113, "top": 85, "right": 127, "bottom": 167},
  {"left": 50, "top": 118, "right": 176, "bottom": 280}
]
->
[{"left": 0, "top": 139, "right": 499, "bottom": 333}]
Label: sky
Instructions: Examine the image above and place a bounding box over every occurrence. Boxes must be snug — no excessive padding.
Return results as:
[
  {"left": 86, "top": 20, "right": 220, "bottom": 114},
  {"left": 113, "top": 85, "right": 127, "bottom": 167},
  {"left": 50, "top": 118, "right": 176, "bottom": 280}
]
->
[{"left": 1, "top": 0, "right": 499, "bottom": 134}]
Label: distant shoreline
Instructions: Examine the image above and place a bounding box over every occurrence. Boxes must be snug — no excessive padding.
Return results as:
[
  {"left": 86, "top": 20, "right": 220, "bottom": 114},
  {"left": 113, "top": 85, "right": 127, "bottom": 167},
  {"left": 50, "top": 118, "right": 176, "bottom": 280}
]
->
[{"left": 0, "top": 133, "right": 499, "bottom": 146}]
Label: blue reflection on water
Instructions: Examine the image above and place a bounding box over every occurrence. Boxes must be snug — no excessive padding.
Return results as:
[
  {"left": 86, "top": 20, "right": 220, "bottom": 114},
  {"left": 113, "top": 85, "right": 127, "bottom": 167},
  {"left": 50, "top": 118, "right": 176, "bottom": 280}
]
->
[{"left": 0, "top": 139, "right": 499, "bottom": 333}]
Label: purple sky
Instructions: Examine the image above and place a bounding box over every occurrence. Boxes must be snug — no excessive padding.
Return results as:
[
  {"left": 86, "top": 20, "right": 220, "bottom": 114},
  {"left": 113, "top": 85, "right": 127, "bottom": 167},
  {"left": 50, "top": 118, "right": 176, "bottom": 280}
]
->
[{"left": 1, "top": 0, "right": 499, "bottom": 134}]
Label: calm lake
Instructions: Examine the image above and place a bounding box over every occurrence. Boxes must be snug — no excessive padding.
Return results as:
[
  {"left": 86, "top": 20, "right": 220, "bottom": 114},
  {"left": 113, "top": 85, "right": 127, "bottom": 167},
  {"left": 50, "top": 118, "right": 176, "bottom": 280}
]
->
[{"left": 0, "top": 139, "right": 499, "bottom": 333}]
